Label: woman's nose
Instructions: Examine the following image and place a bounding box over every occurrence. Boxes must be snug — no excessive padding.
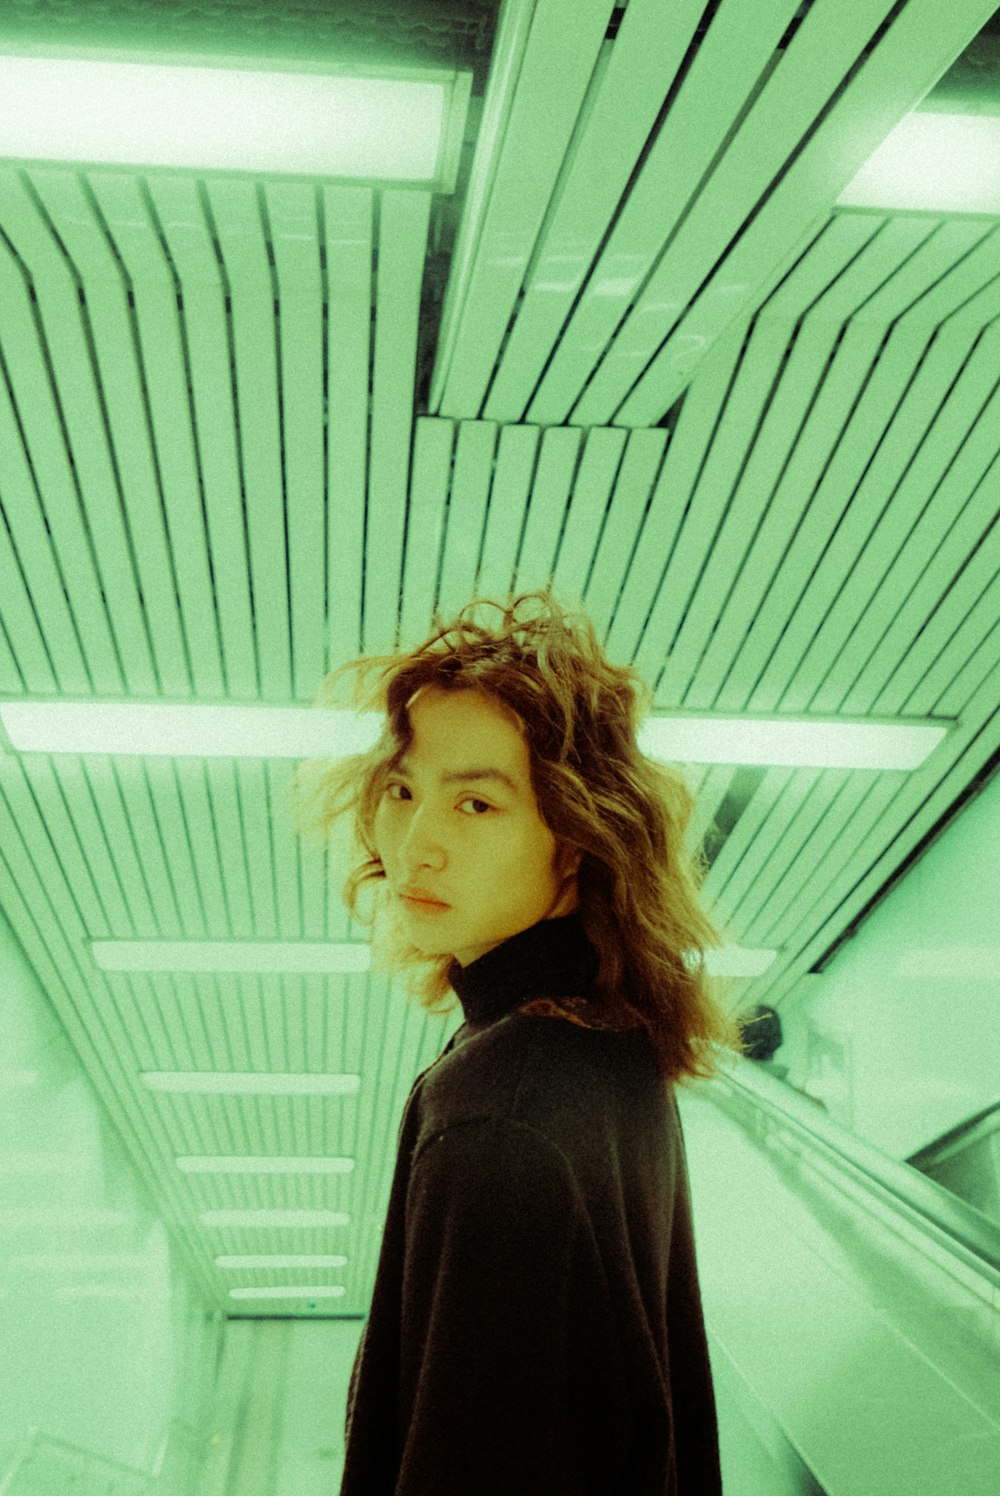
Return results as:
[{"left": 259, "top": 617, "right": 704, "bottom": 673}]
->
[{"left": 398, "top": 806, "right": 445, "bottom": 861}]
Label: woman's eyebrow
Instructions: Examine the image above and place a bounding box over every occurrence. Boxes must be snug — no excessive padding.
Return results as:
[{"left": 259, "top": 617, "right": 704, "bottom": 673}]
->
[{"left": 395, "top": 756, "right": 518, "bottom": 793}]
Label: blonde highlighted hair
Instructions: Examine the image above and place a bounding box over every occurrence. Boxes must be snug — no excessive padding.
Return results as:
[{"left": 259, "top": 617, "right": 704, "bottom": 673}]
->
[{"left": 287, "top": 587, "right": 744, "bottom": 1087}]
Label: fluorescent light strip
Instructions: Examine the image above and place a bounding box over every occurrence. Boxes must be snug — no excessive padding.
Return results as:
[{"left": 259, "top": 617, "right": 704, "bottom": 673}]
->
[
  {"left": 0, "top": 52, "right": 450, "bottom": 183},
  {"left": 637, "top": 716, "right": 946, "bottom": 770},
  {"left": 229, "top": 1286, "right": 347, "bottom": 1299},
  {"left": 216, "top": 1255, "right": 347, "bottom": 1269},
  {"left": 200, "top": 1210, "right": 348, "bottom": 1227},
  {"left": 838, "top": 111, "right": 1000, "bottom": 214},
  {"left": 0, "top": 703, "right": 380, "bottom": 758},
  {"left": 895, "top": 947, "right": 1000, "bottom": 981},
  {"left": 95, "top": 940, "right": 776, "bottom": 978},
  {"left": 0, "top": 702, "right": 947, "bottom": 768},
  {"left": 140, "top": 1072, "right": 359, "bottom": 1095},
  {"left": 177, "top": 1156, "right": 354, "bottom": 1174}
]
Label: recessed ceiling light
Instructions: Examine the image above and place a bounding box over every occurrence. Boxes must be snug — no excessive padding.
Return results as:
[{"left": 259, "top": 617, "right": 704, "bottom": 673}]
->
[
  {"left": 0, "top": 700, "right": 948, "bottom": 769},
  {"left": 0, "top": 47, "right": 470, "bottom": 190},
  {"left": 837, "top": 111, "right": 1000, "bottom": 214}
]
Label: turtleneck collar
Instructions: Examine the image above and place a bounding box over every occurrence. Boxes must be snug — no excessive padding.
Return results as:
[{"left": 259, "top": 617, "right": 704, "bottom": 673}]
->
[{"left": 445, "top": 909, "right": 600, "bottom": 1028}]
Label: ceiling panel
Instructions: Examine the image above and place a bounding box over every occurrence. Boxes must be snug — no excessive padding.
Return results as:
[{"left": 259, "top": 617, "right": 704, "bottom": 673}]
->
[{"left": 1, "top": 0, "right": 998, "bottom": 1316}]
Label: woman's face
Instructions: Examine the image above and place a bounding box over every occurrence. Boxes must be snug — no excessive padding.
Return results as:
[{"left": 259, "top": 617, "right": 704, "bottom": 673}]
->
[{"left": 373, "top": 685, "right": 581, "bottom": 966}]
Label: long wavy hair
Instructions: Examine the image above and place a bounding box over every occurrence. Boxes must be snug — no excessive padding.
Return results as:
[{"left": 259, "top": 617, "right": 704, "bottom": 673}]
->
[{"left": 287, "top": 587, "right": 744, "bottom": 1087}]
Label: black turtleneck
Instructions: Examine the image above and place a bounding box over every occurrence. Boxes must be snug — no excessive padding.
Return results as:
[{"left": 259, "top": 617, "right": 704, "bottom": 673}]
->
[
  {"left": 445, "top": 908, "right": 600, "bottom": 1029},
  {"left": 340, "top": 909, "right": 723, "bottom": 1496}
]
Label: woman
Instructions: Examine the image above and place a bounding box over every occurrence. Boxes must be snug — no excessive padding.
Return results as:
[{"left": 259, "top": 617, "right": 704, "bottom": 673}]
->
[{"left": 291, "top": 587, "right": 742, "bottom": 1495}]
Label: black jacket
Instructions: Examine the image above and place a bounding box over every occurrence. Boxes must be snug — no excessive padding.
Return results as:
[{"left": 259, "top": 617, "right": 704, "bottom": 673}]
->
[{"left": 340, "top": 910, "right": 722, "bottom": 1495}]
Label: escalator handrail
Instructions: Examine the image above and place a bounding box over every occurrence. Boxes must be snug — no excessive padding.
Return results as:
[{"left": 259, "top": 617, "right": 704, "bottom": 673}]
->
[{"left": 699, "top": 1047, "right": 1000, "bottom": 1285}]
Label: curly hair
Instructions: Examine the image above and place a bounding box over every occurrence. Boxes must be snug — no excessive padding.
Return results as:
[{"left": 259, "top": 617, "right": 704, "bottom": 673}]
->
[{"left": 286, "top": 587, "right": 744, "bottom": 1087}]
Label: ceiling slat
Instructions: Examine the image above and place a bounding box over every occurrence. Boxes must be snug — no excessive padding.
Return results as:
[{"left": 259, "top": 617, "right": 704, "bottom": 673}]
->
[
  {"left": 362, "top": 189, "right": 433, "bottom": 658},
  {"left": 269, "top": 761, "right": 307, "bottom": 939},
  {"left": 237, "top": 761, "right": 280, "bottom": 942},
  {"left": 703, "top": 771, "right": 796, "bottom": 921},
  {"left": 652, "top": 324, "right": 802, "bottom": 707},
  {"left": 764, "top": 215, "right": 891, "bottom": 321},
  {"left": 146, "top": 175, "right": 259, "bottom": 700},
  {"left": 755, "top": 779, "right": 888, "bottom": 951},
  {"left": 685, "top": 765, "right": 741, "bottom": 863},
  {"left": 437, "top": 420, "right": 496, "bottom": 618},
  {"left": 174, "top": 761, "right": 231, "bottom": 938},
  {"left": 204, "top": 761, "right": 256, "bottom": 942},
  {"left": 46, "top": 759, "right": 132, "bottom": 934},
  {"left": 713, "top": 766, "right": 825, "bottom": 926},
  {"left": 268, "top": 180, "right": 327, "bottom": 701},
  {"left": 111, "top": 763, "right": 184, "bottom": 939},
  {"left": 851, "top": 220, "right": 995, "bottom": 325},
  {"left": 739, "top": 769, "right": 858, "bottom": 941},
  {"left": 207, "top": 178, "right": 292, "bottom": 702},
  {"left": 400, "top": 416, "right": 454, "bottom": 646},
  {"left": 515, "top": 426, "right": 587, "bottom": 596},
  {"left": 324, "top": 184, "right": 373, "bottom": 673},
  {"left": 477, "top": 424, "right": 543, "bottom": 599}
]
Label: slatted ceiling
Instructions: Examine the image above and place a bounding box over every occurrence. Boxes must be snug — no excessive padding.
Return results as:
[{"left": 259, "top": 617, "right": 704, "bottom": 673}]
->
[
  {"left": 602, "top": 1, "right": 914, "bottom": 420},
  {"left": 103, "top": 174, "right": 225, "bottom": 697},
  {"left": 363, "top": 189, "right": 433, "bottom": 659},
  {"left": 399, "top": 416, "right": 452, "bottom": 642},
  {"left": 805, "top": 440, "right": 998, "bottom": 720},
  {"left": 663, "top": 227, "right": 1000, "bottom": 717},
  {"left": 0, "top": 7, "right": 999, "bottom": 1324},
  {"left": 437, "top": 0, "right": 999, "bottom": 431},
  {"left": 926, "top": 572, "right": 1000, "bottom": 714},
  {"left": 479, "top": 0, "right": 707, "bottom": 424},
  {"left": 0, "top": 265, "right": 96, "bottom": 694},
  {"left": 432, "top": 0, "right": 610, "bottom": 420},
  {"left": 517, "top": 0, "right": 804, "bottom": 428},
  {"left": 580, "top": 429, "right": 667, "bottom": 638},
  {"left": 512, "top": 425, "right": 581, "bottom": 598},
  {"left": 36, "top": 172, "right": 191, "bottom": 699},
  {"left": 614, "top": 0, "right": 1000, "bottom": 429},
  {"left": 436, "top": 419, "right": 496, "bottom": 618},
  {"left": 481, "top": 424, "right": 545, "bottom": 591},
  {"left": 325, "top": 184, "right": 374, "bottom": 672},
  {"left": 850, "top": 505, "right": 999, "bottom": 715}
]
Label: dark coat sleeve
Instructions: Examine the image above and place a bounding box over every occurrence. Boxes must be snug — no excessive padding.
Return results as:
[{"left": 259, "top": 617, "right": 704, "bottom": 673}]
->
[{"left": 394, "top": 1115, "right": 633, "bottom": 1496}]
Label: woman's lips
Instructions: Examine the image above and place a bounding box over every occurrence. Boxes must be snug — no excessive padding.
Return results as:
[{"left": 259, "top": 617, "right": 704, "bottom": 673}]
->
[{"left": 398, "top": 885, "right": 449, "bottom": 909}]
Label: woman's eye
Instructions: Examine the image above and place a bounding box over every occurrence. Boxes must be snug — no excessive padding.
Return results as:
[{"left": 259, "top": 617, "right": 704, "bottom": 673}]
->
[{"left": 385, "top": 782, "right": 493, "bottom": 815}]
